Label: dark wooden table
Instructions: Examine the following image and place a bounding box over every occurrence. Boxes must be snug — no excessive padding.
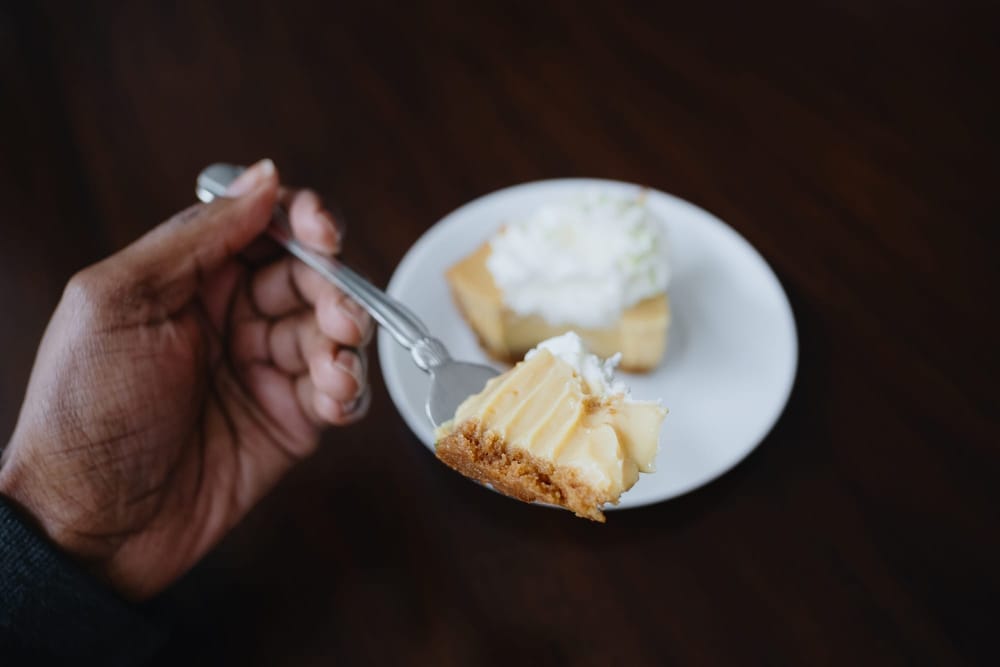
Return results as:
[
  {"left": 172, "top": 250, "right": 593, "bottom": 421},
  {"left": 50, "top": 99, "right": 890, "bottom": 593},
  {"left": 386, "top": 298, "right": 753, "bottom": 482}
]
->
[{"left": 2, "top": 1, "right": 997, "bottom": 664}]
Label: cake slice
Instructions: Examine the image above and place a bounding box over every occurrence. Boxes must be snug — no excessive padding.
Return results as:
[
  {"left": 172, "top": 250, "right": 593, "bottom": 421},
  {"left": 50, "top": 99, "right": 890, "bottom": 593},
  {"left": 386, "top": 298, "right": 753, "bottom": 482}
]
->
[
  {"left": 446, "top": 242, "right": 669, "bottom": 372},
  {"left": 435, "top": 333, "right": 667, "bottom": 521},
  {"left": 445, "top": 191, "right": 671, "bottom": 372}
]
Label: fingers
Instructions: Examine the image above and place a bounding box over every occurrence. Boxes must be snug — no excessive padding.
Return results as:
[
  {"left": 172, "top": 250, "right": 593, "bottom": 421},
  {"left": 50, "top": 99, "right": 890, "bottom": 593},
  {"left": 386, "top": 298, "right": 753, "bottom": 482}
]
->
[
  {"left": 245, "top": 256, "right": 325, "bottom": 317},
  {"left": 237, "top": 185, "right": 341, "bottom": 267},
  {"left": 280, "top": 187, "right": 344, "bottom": 255},
  {"left": 290, "top": 336, "right": 369, "bottom": 427},
  {"left": 113, "top": 159, "right": 279, "bottom": 313},
  {"left": 296, "top": 376, "right": 370, "bottom": 427},
  {"left": 309, "top": 346, "right": 365, "bottom": 404},
  {"left": 233, "top": 311, "right": 369, "bottom": 412},
  {"left": 314, "top": 345, "right": 369, "bottom": 426},
  {"left": 239, "top": 349, "right": 369, "bottom": 461},
  {"left": 316, "top": 289, "right": 374, "bottom": 348},
  {"left": 240, "top": 179, "right": 370, "bottom": 343},
  {"left": 217, "top": 173, "right": 372, "bottom": 436},
  {"left": 243, "top": 258, "right": 373, "bottom": 346},
  {"left": 234, "top": 312, "right": 319, "bottom": 374},
  {"left": 95, "top": 160, "right": 347, "bottom": 326}
]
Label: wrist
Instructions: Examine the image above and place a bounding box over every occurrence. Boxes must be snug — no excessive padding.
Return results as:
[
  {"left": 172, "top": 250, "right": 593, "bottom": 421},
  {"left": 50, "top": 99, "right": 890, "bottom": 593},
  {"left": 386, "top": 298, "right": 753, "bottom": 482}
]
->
[
  {"left": 0, "top": 446, "right": 63, "bottom": 547},
  {"left": 0, "top": 441, "right": 114, "bottom": 566}
]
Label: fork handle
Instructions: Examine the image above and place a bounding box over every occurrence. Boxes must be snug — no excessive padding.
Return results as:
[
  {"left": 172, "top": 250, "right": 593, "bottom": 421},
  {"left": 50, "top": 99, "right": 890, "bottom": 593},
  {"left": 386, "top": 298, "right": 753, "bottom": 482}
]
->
[{"left": 196, "top": 163, "right": 449, "bottom": 371}]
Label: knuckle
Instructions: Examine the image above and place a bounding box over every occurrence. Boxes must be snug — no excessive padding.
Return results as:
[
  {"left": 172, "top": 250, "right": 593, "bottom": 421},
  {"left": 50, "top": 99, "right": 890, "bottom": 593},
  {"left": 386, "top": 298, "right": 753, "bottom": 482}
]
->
[
  {"left": 64, "top": 267, "right": 109, "bottom": 313},
  {"left": 168, "top": 202, "right": 206, "bottom": 225},
  {"left": 64, "top": 262, "right": 145, "bottom": 323}
]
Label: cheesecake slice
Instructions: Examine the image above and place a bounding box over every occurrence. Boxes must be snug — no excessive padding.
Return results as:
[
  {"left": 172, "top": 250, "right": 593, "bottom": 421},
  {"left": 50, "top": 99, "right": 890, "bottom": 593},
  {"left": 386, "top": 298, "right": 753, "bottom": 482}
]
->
[
  {"left": 445, "top": 191, "right": 671, "bottom": 372},
  {"left": 435, "top": 333, "right": 667, "bottom": 521},
  {"left": 447, "top": 242, "right": 669, "bottom": 372}
]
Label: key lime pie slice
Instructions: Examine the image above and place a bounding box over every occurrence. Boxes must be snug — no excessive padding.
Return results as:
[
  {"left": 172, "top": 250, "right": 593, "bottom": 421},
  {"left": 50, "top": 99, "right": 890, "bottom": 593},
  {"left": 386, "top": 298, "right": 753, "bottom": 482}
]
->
[
  {"left": 435, "top": 333, "right": 667, "bottom": 521},
  {"left": 446, "top": 191, "right": 671, "bottom": 372}
]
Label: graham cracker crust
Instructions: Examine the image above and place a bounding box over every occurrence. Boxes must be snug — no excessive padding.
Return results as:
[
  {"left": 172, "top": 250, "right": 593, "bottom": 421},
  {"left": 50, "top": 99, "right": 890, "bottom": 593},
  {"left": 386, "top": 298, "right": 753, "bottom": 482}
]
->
[{"left": 435, "top": 419, "right": 610, "bottom": 522}]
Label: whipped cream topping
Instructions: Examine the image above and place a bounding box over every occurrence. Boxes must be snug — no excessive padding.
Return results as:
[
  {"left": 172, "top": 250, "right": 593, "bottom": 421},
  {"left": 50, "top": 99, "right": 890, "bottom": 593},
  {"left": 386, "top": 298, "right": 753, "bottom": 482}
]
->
[
  {"left": 486, "top": 190, "right": 670, "bottom": 328},
  {"left": 525, "top": 332, "right": 627, "bottom": 398}
]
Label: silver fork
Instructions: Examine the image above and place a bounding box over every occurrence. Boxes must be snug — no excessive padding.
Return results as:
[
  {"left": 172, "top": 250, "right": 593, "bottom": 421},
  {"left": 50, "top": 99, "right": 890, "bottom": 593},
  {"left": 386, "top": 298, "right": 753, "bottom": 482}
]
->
[{"left": 196, "top": 163, "right": 498, "bottom": 428}]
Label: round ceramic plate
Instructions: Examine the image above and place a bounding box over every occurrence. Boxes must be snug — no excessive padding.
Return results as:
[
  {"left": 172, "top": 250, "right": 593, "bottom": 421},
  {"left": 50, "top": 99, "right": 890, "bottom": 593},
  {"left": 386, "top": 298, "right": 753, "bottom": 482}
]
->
[{"left": 378, "top": 179, "right": 797, "bottom": 509}]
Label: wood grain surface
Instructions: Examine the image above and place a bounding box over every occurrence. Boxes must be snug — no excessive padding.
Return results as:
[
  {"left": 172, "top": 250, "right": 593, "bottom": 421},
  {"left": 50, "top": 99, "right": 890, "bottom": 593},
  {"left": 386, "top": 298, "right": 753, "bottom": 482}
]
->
[{"left": 1, "top": 1, "right": 997, "bottom": 664}]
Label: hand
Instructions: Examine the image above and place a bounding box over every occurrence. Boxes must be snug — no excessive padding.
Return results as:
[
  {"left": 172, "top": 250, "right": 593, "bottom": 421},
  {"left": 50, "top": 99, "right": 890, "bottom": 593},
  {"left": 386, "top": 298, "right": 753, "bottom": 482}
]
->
[{"left": 0, "top": 160, "right": 373, "bottom": 599}]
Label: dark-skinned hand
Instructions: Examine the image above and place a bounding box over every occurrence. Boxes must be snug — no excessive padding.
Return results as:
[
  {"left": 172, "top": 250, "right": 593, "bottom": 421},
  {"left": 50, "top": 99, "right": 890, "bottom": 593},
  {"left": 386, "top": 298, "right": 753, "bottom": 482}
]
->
[{"left": 0, "top": 159, "right": 372, "bottom": 599}]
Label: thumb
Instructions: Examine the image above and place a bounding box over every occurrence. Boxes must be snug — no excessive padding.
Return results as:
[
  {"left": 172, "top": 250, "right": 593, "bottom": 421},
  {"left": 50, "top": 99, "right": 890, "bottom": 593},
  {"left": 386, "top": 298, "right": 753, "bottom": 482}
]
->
[{"left": 116, "top": 159, "right": 279, "bottom": 309}]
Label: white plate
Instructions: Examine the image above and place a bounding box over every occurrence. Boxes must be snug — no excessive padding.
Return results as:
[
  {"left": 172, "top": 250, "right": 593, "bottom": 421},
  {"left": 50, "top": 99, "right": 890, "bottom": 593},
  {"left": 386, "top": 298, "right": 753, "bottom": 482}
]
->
[{"left": 378, "top": 179, "right": 798, "bottom": 509}]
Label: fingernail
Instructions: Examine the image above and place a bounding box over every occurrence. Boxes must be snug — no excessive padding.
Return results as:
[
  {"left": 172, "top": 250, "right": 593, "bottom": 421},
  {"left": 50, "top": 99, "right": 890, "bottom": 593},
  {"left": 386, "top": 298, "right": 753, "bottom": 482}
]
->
[
  {"left": 318, "top": 211, "right": 345, "bottom": 245},
  {"left": 334, "top": 349, "right": 367, "bottom": 390},
  {"left": 332, "top": 214, "right": 347, "bottom": 242},
  {"left": 325, "top": 204, "right": 349, "bottom": 241},
  {"left": 226, "top": 158, "right": 276, "bottom": 196},
  {"left": 342, "top": 385, "right": 371, "bottom": 416}
]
